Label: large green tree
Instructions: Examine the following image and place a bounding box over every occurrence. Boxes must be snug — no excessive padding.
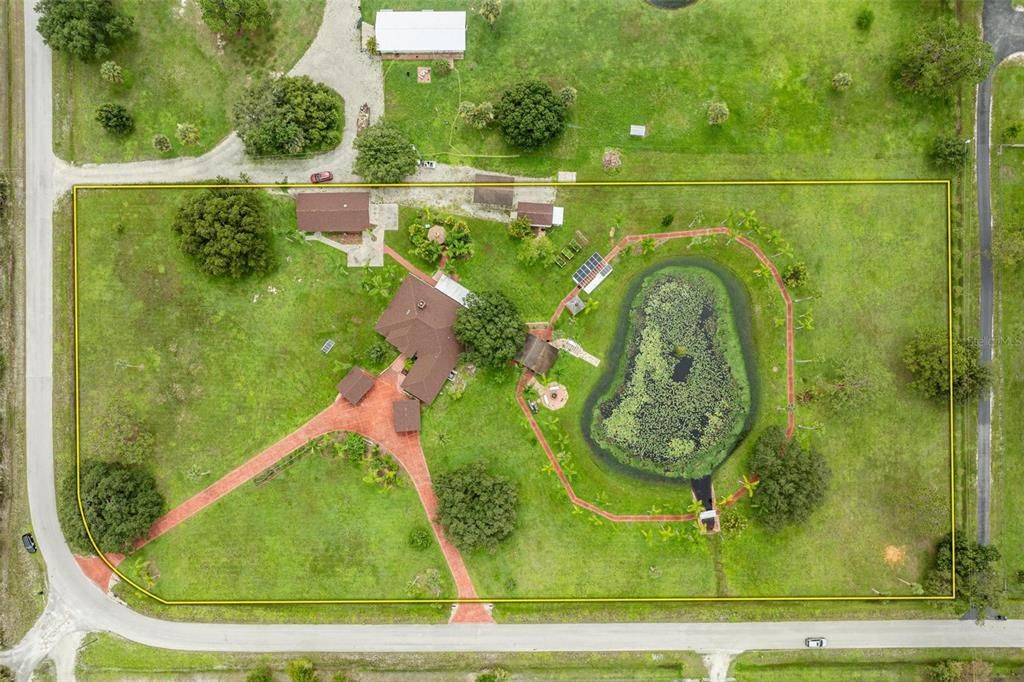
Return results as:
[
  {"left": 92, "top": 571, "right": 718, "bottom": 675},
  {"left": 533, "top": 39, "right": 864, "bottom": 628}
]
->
[
  {"left": 173, "top": 186, "right": 273, "bottom": 278},
  {"left": 925, "top": 533, "right": 1003, "bottom": 619},
  {"left": 78, "top": 460, "right": 165, "bottom": 552},
  {"left": 198, "top": 0, "right": 271, "bottom": 35},
  {"left": 897, "top": 18, "right": 993, "bottom": 97},
  {"left": 435, "top": 463, "right": 518, "bottom": 551},
  {"left": 453, "top": 290, "right": 526, "bottom": 368},
  {"left": 749, "top": 427, "right": 830, "bottom": 530},
  {"left": 233, "top": 76, "right": 343, "bottom": 156},
  {"left": 495, "top": 80, "right": 566, "bottom": 149},
  {"left": 94, "top": 103, "right": 133, "bottom": 135},
  {"left": 35, "top": 0, "right": 132, "bottom": 62},
  {"left": 902, "top": 332, "right": 989, "bottom": 401},
  {"left": 353, "top": 122, "right": 418, "bottom": 183}
]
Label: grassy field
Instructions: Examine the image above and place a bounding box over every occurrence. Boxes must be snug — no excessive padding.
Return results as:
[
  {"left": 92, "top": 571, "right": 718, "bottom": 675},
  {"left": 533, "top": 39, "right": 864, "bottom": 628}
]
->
[
  {"left": 119, "top": 446, "right": 455, "bottom": 601},
  {"left": 52, "top": 0, "right": 325, "bottom": 163},
  {"left": 363, "top": 0, "right": 952, "bottom": 180},
  {"left": 731, "top": 649, "right": 1024, "bottom": 681},
  {"left": 990, "top": 61, "right": 1024, "bottom": 598},
  {"left": 76, "top": 633, "right": 706, "bottom": 681},
  {"left": 75, "top": 188, "right": 403, "bottom": 509},
  {"left": 382, "top": 181, "right": 953, "bottom": 600}
]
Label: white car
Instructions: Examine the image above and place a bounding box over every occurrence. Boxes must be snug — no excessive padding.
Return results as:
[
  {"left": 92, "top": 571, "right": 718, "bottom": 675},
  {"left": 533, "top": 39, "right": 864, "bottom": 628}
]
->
[{"left": 805, "top": 637, "right": 827, "bottom": 648}]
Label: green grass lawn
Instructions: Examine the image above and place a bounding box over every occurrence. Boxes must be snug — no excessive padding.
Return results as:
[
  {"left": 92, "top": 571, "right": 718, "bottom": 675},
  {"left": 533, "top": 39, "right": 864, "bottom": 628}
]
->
[
  {"left": 75, "top": 187, "right": 402, "bottom": 509},
  {"left": 731, "top": 649, "right": 1024, "bottom": 681},
  {"left": 52, "top": 0, "right": 325, "bottom": 163},
  {"left": 363, "top": 0, "right": 951, "bottom": 180},
  {"left": 119, "top": 446, "right": 455, "bottom": 601},
  {"left": 385, "top": 181, "right": 953, "bottom": 600},
  {"left": 990, "top": 62, "right": 1024, "bottom": 597}
]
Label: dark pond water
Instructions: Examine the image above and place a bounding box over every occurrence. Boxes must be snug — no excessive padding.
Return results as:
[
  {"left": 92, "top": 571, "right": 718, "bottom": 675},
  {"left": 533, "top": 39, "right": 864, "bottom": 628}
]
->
[{"left": 672, "top": 355, "right": 694, "bottom": 382}]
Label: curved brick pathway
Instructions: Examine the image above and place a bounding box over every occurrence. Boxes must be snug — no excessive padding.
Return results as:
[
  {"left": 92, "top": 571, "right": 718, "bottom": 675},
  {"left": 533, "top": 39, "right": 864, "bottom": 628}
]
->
[
  {"left": 128, "top": 368, "right": 492, "bottom": 623},
  {"left": 529, "top": 227, "right": 796, "bottom": 521}
]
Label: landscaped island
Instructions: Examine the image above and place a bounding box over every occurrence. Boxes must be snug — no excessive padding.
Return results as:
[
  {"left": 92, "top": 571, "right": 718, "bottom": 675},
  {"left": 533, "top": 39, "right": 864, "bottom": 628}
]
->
[{"left": 587, "top": 263, "right": 754, "bottom": 480}]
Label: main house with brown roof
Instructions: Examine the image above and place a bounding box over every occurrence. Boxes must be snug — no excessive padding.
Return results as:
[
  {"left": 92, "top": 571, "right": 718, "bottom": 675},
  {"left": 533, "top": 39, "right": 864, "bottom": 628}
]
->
[
  {"left": 295, "top": 191, "right": 372, "bottom": 235},
  {"left": 375, "top": 274, "right": 463, "bottom": 404}
]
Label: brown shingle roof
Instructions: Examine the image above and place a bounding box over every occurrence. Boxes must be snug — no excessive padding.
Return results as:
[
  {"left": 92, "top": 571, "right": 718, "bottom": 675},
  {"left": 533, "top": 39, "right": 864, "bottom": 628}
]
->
[
  {"left": 337, "top": 366, "right": 374, "bottom": 405},
  {"left": 515, "top": 201, "right": 554, "bottom": 227},
  {"left": 473, "top": 174, "right": 515, "bottom": 208},
  {"left": 392, "top": 399, "right": 421, "bottom": 432},
  {"left": 375, "top": 274, "right": 463, "bottom": 404},
  {"left": 514, "top": 334, "right": 559, "bottom": 375},
  {"left": 296, "top": 192, "right": 372, "bottom": 233}
]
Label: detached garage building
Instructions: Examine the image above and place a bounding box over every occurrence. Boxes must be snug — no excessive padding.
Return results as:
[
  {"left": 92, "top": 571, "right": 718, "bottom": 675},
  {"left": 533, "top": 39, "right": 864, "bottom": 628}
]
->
[
  {"left": 374, "top": 10, "right": 467, "bottom": 60},
  {"left": 295, "top": 192, "right": 372, "bottom": 236}
]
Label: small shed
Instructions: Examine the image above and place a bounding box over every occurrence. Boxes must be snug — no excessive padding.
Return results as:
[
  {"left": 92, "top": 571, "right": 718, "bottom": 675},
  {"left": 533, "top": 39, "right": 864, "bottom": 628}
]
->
[
  {"left": 435, "top": 274, "right": 472, "bottom": 306},
  {"left": 629, "top": 124, "right": 647, "bottom": 138},
  {"left": 515, "top": 334, "right": 559, "bottom": 375},
  {"left": 473, "top": 173, "right": 515, "bottom": 208},
  {"left": 393, "top": 399, "right": 422, "bottom": 433},
  {"left": 566, "top": 295, "right": 585, "bottom": 316},
  {"left": 337, "top": 367, "right": 374, "bottom": 405},
  {"left": 515, "top": 202, "right": 564, "bottom": 229}
]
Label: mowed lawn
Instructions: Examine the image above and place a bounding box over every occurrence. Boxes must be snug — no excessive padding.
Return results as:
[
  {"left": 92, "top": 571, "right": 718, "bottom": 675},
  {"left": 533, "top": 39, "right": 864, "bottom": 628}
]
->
[
  {"left": 52, "top": 0, "right": 324, "bottom": 163},
  {"left": 990, "top": 62, "right": 1024, "bottom": 596},
  {"left": 75, "top": 188, "right": 401, "bottom": 508},
  {"left": 394, "top": 182, "right": 951, "bottom": 599},
  {"left": 120, "top": 452, "right": 454, "bottom": 601},
  {"left": 363, "top": 0, "right": 951, "bottom": 179},
  {"left": 731, "top": 649, "right": 1024, "bottom": 681}
]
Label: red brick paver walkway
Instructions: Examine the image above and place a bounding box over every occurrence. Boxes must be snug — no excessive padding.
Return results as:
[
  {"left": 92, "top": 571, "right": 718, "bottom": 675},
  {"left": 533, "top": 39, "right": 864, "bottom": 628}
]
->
[
  {"left": 384, "top": 244, "right": 436, "bottom": 285},
  {"left": 134, "top": 368, "right": 493, "bottom": 623},
  {"left": 74, "top": 552, "right": 124, "bottom": 592}
]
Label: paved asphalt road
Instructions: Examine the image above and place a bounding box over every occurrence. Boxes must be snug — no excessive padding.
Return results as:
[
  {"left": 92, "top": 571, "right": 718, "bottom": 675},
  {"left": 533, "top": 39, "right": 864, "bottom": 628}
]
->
[
  {"left": 10, "top": 0, "right": 1024, "bottom": 679},
  {"left": 976, "top": 1, "right": 1024, "bottom": 546}
]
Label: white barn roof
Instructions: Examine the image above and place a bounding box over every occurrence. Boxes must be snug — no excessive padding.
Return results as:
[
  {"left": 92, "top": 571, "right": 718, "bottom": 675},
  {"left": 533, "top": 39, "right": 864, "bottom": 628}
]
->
[{"left": 375, "top": 10, "right": 467, "bottom": 54}]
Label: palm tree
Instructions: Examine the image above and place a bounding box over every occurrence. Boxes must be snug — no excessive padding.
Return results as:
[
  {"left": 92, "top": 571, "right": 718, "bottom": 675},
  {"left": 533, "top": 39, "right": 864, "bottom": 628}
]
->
[
  {"left": 739, "top": 474, "right": 759, "bottom": 498},
  {"left": 686, "top": 499, "right": 705, "bottom": 516}
]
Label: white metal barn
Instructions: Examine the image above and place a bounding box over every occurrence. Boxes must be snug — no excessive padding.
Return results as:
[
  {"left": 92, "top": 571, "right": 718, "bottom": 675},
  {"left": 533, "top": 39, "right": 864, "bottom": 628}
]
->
[{"left": 374, "top": 10, "right": 467, "bottom": 59}]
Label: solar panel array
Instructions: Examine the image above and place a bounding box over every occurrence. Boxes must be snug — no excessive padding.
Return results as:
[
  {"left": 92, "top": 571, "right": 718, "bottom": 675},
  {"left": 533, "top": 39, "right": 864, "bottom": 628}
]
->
[{"left": 572, "top": 252, "right": 611, "bottom": 287}]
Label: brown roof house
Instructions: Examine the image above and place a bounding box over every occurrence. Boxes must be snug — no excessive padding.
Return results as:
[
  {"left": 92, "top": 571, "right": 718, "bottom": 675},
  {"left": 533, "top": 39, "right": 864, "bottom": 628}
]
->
[
  {"left": 515, "top": 334, "right": 559, "bottom": 375},
  {"left": 337, "top": 367, "right": 374, "bottom": 405},
  {"left": 473, "top": 173, "right": 515, "bottom": 208},
  {"left": 515, "top": 201, "right": 564, "bottom": 229},
  {"left": 296, "top": 192, "right": 372, "bottom": 235},
  {"left": 375, "top": 274, "right": 463, "bottom": 404},
  {"left": 392, "top": 399, "right": 421, "bottom": 433}
]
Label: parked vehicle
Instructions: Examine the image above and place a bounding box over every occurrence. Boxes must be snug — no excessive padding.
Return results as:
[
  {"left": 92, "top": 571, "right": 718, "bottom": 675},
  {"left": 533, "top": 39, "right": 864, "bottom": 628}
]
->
[
  {"left": 310, "top": 171, "right": 334, "bottom": 184},
  {"left": 21, "top": 533, "right": 37, "bottom": 553},
  {"left": 805, "top": 637, "right": 827, "bottom": 648}
]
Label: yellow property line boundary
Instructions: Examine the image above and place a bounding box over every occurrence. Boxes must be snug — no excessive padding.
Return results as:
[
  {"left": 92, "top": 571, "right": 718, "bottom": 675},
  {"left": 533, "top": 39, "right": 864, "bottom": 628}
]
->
[{"left": 71, "top": 179, "right": 956, "bottom": 606}]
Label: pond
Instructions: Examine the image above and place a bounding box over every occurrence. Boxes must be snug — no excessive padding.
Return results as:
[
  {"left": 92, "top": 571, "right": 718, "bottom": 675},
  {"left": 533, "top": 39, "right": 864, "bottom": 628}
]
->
[{"left": 581, "top": 259, "right": 760, "bottom": 483}]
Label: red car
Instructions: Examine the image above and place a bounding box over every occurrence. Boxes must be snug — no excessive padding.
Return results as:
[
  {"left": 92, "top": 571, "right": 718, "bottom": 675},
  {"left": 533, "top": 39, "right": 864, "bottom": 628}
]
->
[{"left": 310, "top": 171, "right": 334, "bottom": 184}]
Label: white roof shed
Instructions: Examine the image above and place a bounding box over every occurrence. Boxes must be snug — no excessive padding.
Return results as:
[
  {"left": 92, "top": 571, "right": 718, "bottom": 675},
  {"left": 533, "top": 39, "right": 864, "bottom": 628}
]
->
[
  {"left": 375, "top": 10, "right": 467, "bottom": 54},
  {"left": 435, "top": 274, "right": 472, "bottom": 306}
]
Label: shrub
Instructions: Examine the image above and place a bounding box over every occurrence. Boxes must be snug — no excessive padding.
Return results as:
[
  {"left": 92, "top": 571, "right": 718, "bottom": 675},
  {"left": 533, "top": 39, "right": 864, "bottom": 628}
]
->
[
  {"left": 341, "top": 433, "right": 367, "bottom": 462},
  {"left": 79, "top": 460, "right": 165, "bottom": 552},
  {"left": 749, "top": 427, "right": 830, "bottom": 530},
  {"left": 286, "top": 659, "right": 318, "bottom": 682},
  {"left": 925, "top": 534, "right": 1002, "bottom": 617},
  {"left": 495, "top": 80, "right": 567, "bottom": 149},
  {"left": 454, "top": 290, "right": 527, "bottom": 368},
  {"left": 897, "top": 18, "right": 993, "bottom": 97},
  {"left": 559, "top": 86, "right": 577, "bottom": 107},
  {"left": 855, "top": 7, "right": 874, "bottom": 31},
  {"left": 95, "top": 103, "right": 133, "bottom": 135},
  {"left": 354, "top": 122, "right": 418, "bottom": 183},
  {"left": 366, "top": 340, "right": 392, "bottom": 365},
  {"left": 706, "top": 100, "right": 729, "bottom": 126},
  {"left": 234, "top": 76, "right": 343, "bottom": 156},
  {"left": 831, "top": 71, "right": 853, "bottom": 91},
  {"left": 480, "top": 0, "right": 502, "bottom": 25},
  {"left": 930, "top": 134, "right": 968, "bottom": 171},
  {"left": 246, "top": 666, "right": 274, "bottom": 682},
  {"left": 173, "top": 186, "right": 273, "bottom": 278},
  {"left": 407, "top": 213, "right": 473, "bottom": 263},
  {"left": 408, "top": 526, "right": 432, "bottom": 550},
  {"left": 435, "top": 463, "right": 518, "bottom": 551},
  {"left": 99, "top": 60, "right": 123, "bottom": 84},
  {"left": 1004, "top": 121, "right": 1023, "bottom": 142},
  {"left": 516, "top": 234, "right": 557, "bottom": 267},
  {"left": 431, "top": 59, "right": 453, "bottom": 77},
  {"left": 506, "top": 216, "right": 532, "bottom": 240},
  {"left": 198, "top": 0, "right": 271, "bottom": 35},
  {"left": 176, "top": 122, "right": 200, "bottom": 146},
  {"left": 903, "top": 331, "right": 990, "bottom": 401},
  {"left": 660, "top": 213, "right": 675, "bottom": 228},
  {"left": 458, "top": 101, "right": 496, "bottom": 130},
  {"left": 781, "top": 262, "right": 808, "bottom": 288},
  {"left": 152, "top": 134, "right": 172, "bottom": 153},
  {"left": 35, "top": 0, "right": 133, "bottom": 62},
  {"left": 366, "top": 36, "right": 378, "bottom": 55}
]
